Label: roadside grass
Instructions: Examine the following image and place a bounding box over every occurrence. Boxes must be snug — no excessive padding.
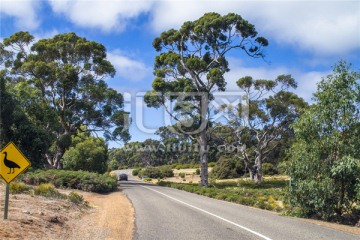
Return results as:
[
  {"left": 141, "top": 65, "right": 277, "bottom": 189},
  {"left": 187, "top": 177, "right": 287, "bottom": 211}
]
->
[
  {"left": 158, "top": 178, "right": 288, "bottom": 212},
  {"left": 9, "top": 181, "right": 88, "bottom": 206},
  {"left": 22, "top": 169, "right": 117, "bottom": 193}
]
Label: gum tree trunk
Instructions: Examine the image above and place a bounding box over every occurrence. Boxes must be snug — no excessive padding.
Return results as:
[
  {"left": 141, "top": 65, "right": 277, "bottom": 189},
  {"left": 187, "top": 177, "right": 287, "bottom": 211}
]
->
[{"left": 200, "top": 130, "right": 208, "bottom": 187}]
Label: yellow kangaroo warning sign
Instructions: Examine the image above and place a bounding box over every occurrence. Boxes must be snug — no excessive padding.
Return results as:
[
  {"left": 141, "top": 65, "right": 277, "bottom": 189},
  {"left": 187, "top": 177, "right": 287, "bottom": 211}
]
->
[{"left": 0, "top": 142, "right": 31, "bottom": 184}]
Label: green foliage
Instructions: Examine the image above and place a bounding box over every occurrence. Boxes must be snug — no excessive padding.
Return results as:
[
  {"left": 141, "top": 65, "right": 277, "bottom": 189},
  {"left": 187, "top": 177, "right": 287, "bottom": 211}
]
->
[
  {"left": 0, "top": 75, "right": 52, "bottom": 167},
  {"left": 234, "top": 75, "right": 308, "bottom": 183},
  {"left": 34, "top": 183, "right": 66, "bottom": 199},
  {"left": 262, "top": 163, "right": 278, "bottom": 176},
  {"left": 63, "top": 136, "right": 108, "bottom": 174},
  {"left": 208, "top": 162, "right": 216, "bottom": 167},
  {"left": 10, "top": 182, "right": 32, "bottom": 194},
  {"left": 195, "top": 168, "right": 201, "bottom": 175},
  {"left": 139, "top": 166, "right": 174, "bottom": 179},
  {"left": 139, "top": 167, "right": 161, "bottom": 178},
  {"left": 158, "top": 165, "right": 174, "bottom": 177},
  {"left": 67, "top": 191, "right": 85, "bottom": 205},
  {"left": 179, "top": 172, "right": 186, "bottom": 178},
  {"left": 108, "top": 139, "right": 166, "bottom": 169},
  {"left": 287, "top": 61, "right": 360, "bottom": 223},
  {"left": 1, "top": 32, "right": 130, "bottom": 168},
  {"left": 146, "top": 12, "right": 268, "bottom": 186},
  {"left": 158, "top": 179, "right": 286, "bottom": 212},
  {"left": 132, "top": 168, "right": 141, "bottom": 176},
  {"left": 23, "top": 169, "right": 117, "bottom": 193},
  {"left": 211, "top": 157, "right": 245, "bottom": 179}
]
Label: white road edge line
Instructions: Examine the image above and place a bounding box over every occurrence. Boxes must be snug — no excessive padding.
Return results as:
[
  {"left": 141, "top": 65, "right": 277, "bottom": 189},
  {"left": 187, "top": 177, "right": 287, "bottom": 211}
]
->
[{"left": 142, "top": 185, "right": 273, "bottom": 240}]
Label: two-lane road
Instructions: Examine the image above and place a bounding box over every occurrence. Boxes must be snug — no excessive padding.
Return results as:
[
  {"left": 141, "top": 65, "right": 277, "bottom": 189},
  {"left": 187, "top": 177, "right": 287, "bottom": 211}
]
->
[{"left": 118, "top": 170, "right": 359, "bottom": 240}]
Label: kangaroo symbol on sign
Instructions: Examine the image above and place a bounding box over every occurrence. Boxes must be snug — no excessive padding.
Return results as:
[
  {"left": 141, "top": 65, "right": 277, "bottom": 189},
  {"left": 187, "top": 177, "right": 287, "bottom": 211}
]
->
[{"left": 2, "top": 152, "right": 21, "bottom": 174}]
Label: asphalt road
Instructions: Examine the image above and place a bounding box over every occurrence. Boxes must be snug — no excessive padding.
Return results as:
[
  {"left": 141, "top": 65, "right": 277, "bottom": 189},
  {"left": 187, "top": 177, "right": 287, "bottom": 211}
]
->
[{"left": 117, "top": 170, "right": 359, "bottom": 240}]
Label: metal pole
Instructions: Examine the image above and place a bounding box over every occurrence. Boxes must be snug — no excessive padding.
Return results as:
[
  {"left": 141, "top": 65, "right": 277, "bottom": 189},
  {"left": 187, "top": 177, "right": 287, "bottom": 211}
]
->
[{"left": 4, "top": 183, "right": 9, "bottom": 220}]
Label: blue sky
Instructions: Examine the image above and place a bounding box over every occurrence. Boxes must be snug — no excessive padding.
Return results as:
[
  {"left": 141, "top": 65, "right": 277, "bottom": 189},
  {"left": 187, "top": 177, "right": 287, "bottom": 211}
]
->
[{"left": 1, "top": 0, "right": 359, "bottom": 147}]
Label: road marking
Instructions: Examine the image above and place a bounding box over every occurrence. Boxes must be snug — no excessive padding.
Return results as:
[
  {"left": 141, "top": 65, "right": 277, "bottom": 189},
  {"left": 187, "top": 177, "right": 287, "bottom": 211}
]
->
[{"left": 142, "top": 185, "right": 273, "bottom": 240}]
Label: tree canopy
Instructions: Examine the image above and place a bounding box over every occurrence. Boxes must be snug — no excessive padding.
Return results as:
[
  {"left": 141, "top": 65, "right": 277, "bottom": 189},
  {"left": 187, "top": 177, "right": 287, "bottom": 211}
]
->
[
  {"left": 225, "top": 75, "right": 307, "bottom": 183},
  {"left": 145, "top": 12, "right": 268, "bottom": 186},
  {"left": 0, "top": 32, "right": 130, "bottom": 168},
  {"left": 287, "top": 61, "right": 360, "bottom": 220}
]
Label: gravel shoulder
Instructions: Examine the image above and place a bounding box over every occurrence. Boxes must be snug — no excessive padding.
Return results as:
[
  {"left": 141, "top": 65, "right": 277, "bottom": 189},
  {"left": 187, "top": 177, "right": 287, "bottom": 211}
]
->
[
  {"left": 0, "top": 183, "right": 134, "bottom": 240},
  {"left": 68, "top": 189, "right": 134, "bottom": 240}
]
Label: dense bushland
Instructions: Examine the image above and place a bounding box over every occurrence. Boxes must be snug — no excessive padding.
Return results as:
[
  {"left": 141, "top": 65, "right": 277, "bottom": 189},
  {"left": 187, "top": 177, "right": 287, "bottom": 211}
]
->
[
  {"left": 22, "top": 170, "right": 117, "bottom": 193},
  {"left": 158, "top": 179, "right": 287, "bottom": 212}
]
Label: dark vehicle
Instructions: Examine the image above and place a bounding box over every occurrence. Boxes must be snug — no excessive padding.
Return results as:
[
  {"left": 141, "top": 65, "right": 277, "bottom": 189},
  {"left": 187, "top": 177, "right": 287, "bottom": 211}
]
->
[{"left": 118, "top": 173, "right": 128, "bottom": 181}]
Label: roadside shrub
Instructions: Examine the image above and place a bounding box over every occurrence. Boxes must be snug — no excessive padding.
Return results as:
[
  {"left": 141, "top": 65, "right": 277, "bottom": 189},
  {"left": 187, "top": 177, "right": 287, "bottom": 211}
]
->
[
  {"left": 179, "top": 172, "right": 186, "bottom": 178},
  {"left": 139, "top": 166, "right": 174, "bottom": 178},
  {"left": 140, "top": 167, "right": 162, "bottom": 178},
  {"left": 157, "top": 180, "right": 286, "bottom": 212},
  {"left": 132, "top": 168, "right": 140, "bottom": 176},
  {"left": 67, "top": 191, "right": 85, "bottom": 205},
  {"left": 208, "top": 162, "right": 216, "bottom": 167},
  {"left": 277, "top": 161, "right": 288, "bottom": 174},
  {"left": 159, "top": 165, "right": 174, "bottom": 177},
  {"left": 262, "top": 163, "right": 278, "bottom": 175},
  {"left": 23, "top": 169, "right": 117, "bottom": 193},
  {"left": 211, "top": 157, "right": 245, "bottom": 179},
  {"left": 10, "top": 182, "right": 32, "bottom": 194},
  {"left": 34, "top": 183, "right": 66, "bottom": 199},
  {"left": 195, "top": 168, "right": 200, "bottom": 175}
]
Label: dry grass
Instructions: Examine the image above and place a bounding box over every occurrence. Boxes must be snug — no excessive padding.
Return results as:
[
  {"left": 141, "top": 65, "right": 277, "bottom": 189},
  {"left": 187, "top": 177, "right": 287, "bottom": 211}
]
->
[{"left": 0, "top": 182, "right": 134, "bottom": 240}]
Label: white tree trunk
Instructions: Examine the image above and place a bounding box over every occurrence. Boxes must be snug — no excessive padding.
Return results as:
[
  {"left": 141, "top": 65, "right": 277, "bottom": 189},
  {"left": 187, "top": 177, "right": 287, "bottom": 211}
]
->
[{"left": 200, "top": 130, "right": 208, "bottom": 186}]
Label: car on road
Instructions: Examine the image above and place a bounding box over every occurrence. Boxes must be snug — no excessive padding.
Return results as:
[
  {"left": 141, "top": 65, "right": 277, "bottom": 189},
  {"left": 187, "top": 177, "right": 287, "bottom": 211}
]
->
[{"left": 118, "top": 173, "right": 128, "bottom": 181}]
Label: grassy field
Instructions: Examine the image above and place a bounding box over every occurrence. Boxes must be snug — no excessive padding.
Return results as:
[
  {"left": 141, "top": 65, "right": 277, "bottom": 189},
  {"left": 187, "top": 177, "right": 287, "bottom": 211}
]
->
[{"left": 158, "top": 178, "right": 288, "bottom": 212}]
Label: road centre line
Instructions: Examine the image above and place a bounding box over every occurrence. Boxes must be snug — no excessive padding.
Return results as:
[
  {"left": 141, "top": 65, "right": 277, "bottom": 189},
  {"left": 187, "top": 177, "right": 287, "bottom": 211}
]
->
[{"left": 142, "top": 185, "right": 273, "bottom": 240}]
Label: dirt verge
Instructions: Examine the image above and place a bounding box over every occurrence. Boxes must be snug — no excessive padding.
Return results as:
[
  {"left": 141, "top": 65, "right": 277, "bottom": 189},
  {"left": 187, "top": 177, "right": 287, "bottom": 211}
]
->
[{"left": 0, "top": 183, "right": 134, "bottom": 240}]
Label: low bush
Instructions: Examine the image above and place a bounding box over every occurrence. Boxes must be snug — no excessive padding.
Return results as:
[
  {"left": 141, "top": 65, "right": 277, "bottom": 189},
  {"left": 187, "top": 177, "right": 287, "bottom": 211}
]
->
[
  {"left": 140, "top": 166, "right": 174, "bottom": 179},
  {"left": 208, "top": 162, "right": 216, "bottom": 167},
  {"left": 211, "top": 157, "right": 245, "bottom": 179},
  {"left": 34, "top": 183, "right": 67, "bottom": 199},
  {"left": 173, "top": 163, "right": 200, "bottom": 170},
  {"left": 262, "top": 163, "right": 278, "bottom": 176},
  {"left": 157, "top": 179, "right": 287, "bottom": 212},
  {"left": 140, "top": 167, "right": 162, "bottom": 178},
  {"left": 10, "top": 182, "right": 32, "bottom": 194},
  {"left": 179, "top": 172, "right": 186, "bottom": 178},
  {"left": 132, "top": 168, "right": 141, "bottom": 176},
  {"left": 159, "top": 165, "right": 174, "bottom": 177},
  {"left": 68, "top": 191, "right": 85, "bottom": 205},
  {"left": 195, "top": 168, "right": 200, "bottom": 175},
  {"left": 23, "top": 169, "right": 117, "bottom": 193}
]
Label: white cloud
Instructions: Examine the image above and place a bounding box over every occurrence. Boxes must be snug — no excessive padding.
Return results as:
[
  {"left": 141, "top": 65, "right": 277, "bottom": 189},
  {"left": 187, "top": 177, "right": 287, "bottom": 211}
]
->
[
  {"left": 224, "top": 58, "right": 328, "bottom": 102},
  {"left": 48, "top": 0, "right": 154, "bottom": 32},
  {"left": 107, "top": 50, "right": 151, "bottom": 82},
  {"left": 150, "top": 1, "right": 360, "bottom": 57},
  {"left": 0, "top": 0, "right": 40, "bottom": 30},
  {"left": 33, "top": 29, "right": 59, "bottom": 41},
  {"left": 2, "top": 0, "right": 358, "bottom": 58}
]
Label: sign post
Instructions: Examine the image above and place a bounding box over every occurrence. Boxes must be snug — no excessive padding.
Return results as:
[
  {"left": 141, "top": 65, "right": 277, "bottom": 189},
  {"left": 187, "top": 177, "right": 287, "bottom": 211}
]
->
[
  {"left": 4, "top": 184, "right": 9, "bottom": 220},
  {"left": 0, "top": 142, "right": 31, "bottom": 220}
]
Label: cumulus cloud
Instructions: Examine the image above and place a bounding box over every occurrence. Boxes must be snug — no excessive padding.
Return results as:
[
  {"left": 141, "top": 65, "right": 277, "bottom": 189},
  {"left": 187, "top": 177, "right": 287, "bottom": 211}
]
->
[
  {"left": 107, "top": 50, "right": 151, "bottom": 82},
  {"left": 224, "top": 58, "right": 328, "bottom": 102},
  {"left": 48, "top": 0, "right": 154, "bottom": 32},
  {"left": 150, "top": 1, "right": 360, "bottom": 57},
  {"left": 2, "top": 0, "right": 358, "bottom": 58},
  {"left": 0, "top": 0, "right": 40, "bottom": 30}
]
